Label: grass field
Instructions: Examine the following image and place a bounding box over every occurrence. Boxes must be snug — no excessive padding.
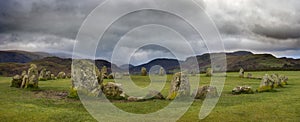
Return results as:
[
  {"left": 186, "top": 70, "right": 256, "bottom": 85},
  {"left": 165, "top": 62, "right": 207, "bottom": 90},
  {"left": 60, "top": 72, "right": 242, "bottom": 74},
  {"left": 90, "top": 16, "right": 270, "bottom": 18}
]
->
[{"left": 0, "top": 71, "right": 299, "bottom": 121}]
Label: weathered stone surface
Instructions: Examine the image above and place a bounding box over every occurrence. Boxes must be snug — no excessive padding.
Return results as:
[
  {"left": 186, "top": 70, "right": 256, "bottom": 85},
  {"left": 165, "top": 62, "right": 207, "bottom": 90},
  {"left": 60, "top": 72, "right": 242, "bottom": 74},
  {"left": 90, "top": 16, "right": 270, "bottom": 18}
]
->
[
  {"left": 108, "top": 73, "right": 114, "bottom": 79},
  {"left": 145, "top": 90, "right": 165, "bottom": 100},
  {"left": 10, "top": 75, "right": 22, "bottom": 88},
  {"left": 206, "top": 68, "right": 213, "bottom": 77},
  {"left": 167, "top": 72, "right": 190, "bottom": 100},
  {"left": 101, "top": 66, "right": 108, "bottom": 79},
  {"left": 271, "top": 74, "right": 283, "bottom": 88},
  {"left": 193, "top": 85, "right": 218, "bottom": 99},
  {"left": 38, "top": 68, "right": 47, "bottom": 81},
  {"left": 257, "top": 74, "right": 274, "bottom": 92},
  {"left": 57, "top": 71, "right": 66, "bottom": 79},
  {"left": 159, "top": 67, "right": 165, "bottom": 76},
  {"left": 45, "top": 71, "right": 52, "bottom": 80},
  {"left": 232, "top": 86, "right": 254, "bottom": 95},
  {"left": 239, "top": 68, "right": 245, "bottom": 78},
  {"left": 50, "top": 74, "right": 56, "bottom": 80},
  {"left": 141, "top": 67, "right": 147, "bottom": 76},
  {"left": 101, "top": 82, "right": 126, "bottom": 100},
  {"left": 21, "top": 75, "right": 29, "bottom": 88},
  {"left": 72, "top": 59, "right": 102, "bottom": 97},
  {"left": 280, "top": 75, "right": 288, "bottom": 85},
  {"left": 27, "top": 64, "right": 39, "bottom": 88},
  {"left": 127, "top": 96, "right": 144, "bottom": 102}
]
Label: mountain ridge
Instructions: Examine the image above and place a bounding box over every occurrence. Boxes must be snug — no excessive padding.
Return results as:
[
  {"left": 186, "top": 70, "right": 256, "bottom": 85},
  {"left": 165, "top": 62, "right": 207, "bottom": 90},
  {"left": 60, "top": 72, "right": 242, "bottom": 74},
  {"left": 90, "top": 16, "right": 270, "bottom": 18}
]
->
[{"left": 0, "top": 50, "right": 299, "bottom": 76}]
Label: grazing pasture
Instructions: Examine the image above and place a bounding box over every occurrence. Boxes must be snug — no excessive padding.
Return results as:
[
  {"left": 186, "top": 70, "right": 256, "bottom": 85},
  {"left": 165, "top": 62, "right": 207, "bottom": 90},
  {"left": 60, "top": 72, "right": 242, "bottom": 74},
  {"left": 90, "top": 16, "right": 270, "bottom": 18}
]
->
[{"left": 0, "top": 71, "right": 299, "bottom": 121}]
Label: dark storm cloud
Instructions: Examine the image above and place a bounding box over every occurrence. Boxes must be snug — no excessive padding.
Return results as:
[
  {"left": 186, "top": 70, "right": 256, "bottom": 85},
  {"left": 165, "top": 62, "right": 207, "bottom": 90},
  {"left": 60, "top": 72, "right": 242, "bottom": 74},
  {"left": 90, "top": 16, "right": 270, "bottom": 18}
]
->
[{"left": 0, "top": 0, "right": 299, "bottom": 64}]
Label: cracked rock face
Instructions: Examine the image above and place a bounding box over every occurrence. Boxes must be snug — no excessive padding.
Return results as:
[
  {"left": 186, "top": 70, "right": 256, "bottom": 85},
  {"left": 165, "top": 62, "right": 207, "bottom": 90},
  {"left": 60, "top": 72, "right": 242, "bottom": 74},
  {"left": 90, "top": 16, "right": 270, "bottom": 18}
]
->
[
  {"left": 72, "top": 59, "right": 102, "bottom": 97},
  {"left": 167, "top": 72, "right": 190, "bottom": 100},
  {"left": 101, "top": 82, "right": 126, "bottom": 100},
  {"left": 232, "top": 86, "right": 254, "bottom": 95},
  {"left": 193, "top": 85, "right": 219, "bottom": 99}
]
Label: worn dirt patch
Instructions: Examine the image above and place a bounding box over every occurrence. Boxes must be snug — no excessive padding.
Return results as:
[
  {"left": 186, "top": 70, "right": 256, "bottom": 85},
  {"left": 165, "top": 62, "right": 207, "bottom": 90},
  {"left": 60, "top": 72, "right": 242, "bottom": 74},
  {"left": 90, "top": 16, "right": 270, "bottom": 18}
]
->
[{"left": 33, "top": 90, "right": 68, "bottom": 99}]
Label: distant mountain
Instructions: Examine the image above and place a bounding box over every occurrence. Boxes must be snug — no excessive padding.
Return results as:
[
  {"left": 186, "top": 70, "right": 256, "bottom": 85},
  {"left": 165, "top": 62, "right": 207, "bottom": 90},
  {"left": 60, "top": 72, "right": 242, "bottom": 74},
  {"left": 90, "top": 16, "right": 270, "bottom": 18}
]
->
[
  {"left": 0, "top": 50, "right": 299, "bottom": 77},
  {"left": 0, "top": 50, "right": 53, "bottom": 63},
  {"left": 0, "top": 56, "right": 122, "bottom": 77},
  {"left": 119, "top": 64, "right": 134, "bottom": 70},
  {"left": 129, "top": 58, "right": 183, "bottom": 74}
]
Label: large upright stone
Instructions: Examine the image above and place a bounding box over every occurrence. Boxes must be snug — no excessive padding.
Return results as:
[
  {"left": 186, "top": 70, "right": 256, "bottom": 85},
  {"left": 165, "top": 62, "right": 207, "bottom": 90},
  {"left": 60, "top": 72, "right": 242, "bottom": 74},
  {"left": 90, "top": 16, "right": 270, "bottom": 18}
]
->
[
  {"left": 239, "top": 68, "right": 245, "bottom": 78},
  {"left": 38, "top": 68, "right": 47, "bottom": 81},
  {"left": 72, "top": 60, "right": 102, "bottom": 97},
  {"left": 257, "top": 74, "right": 274, "bottom": 92},
  {"left": 21, "top": 75, "right": 29, "bottom": 88},
  {"left": 27, "top": 64, "right": 39, "bottom": 88},
  {"left": 45, "top": 71, "right": 52, "bottom": 80},
  {"left": 167, "top": 72, "right": 190, "bottom": 100},
  {"left": 101, "top": 66, "right": 108, "bottom": 79}
]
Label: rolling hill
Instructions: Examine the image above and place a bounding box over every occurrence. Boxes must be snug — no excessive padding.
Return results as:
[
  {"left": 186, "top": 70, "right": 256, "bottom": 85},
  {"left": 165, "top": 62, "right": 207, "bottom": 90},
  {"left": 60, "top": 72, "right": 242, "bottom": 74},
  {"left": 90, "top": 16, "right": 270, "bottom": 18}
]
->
[{"left": 0, "top": 50, "right": 299, "bottom": 77}]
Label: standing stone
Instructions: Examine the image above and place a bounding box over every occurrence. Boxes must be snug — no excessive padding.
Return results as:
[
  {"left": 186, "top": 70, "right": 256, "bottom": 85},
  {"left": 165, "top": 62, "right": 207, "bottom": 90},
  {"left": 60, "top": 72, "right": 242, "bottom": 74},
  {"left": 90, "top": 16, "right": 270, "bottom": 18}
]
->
[
  {"left": 239, "top": 68, "right": 245, "bottom": 78},
  {"left": 27, "top": 64, "right": 39, "bottom": 88},
  {"left": 159, "top": 67, "right": 165, "bottom": 76},
  {"left": 10, "top": 75, "right": 22, "bottom": 88},
  {"left": 257, "top": 74, "right": 274, "bottom": 92},
  {"left": 141, "top": 67, "right": 147, "bottom": 76},
  {"left": 50, "top": 74, "right": 56, "bottom": 80},
  {"left": 101, "top": 66, "right": 108, "bottom": 79},
  {"left": 38, "top": 68, "right": 47, "bottom": 81},
  {"left": 21, "top": 70, "right": 27, "bottom": 78},
  {"left": 72, "top": 59, "right": 102, "bottom": 97},
  {"left": 167, "top": 72, "right": 190, "bottom": 100},
  {"left": 271, "top": 74, "right": 283, "bottom": 88},
  {"left": 45, "top": 71, "right": 51, "bottom": 80},
  {"left": 206, "top": 68, "right": 213, "bottom": 77},
  {"left": 21, "top": 75, "right": 29, "bottom": 88},
  {"left": 57, "top": 71, "right": 66, "bottom": 79},
  {"left": 279, "top": 75, "right": 288, "bottom": 85}
]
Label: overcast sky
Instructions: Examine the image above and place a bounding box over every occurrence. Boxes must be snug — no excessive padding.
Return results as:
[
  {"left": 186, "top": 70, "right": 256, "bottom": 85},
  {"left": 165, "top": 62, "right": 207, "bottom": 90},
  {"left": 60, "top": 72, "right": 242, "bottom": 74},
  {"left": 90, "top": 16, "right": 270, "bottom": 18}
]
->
[{"left": 0, "top": 0, "right": 299, "bottom": 65}]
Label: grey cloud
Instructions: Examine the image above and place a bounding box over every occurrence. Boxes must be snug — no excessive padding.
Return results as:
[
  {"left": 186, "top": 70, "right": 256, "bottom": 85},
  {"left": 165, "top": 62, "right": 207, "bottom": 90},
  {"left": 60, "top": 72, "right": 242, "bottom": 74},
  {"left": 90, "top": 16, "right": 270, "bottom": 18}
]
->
[{"left": 0, "top": 0, "right": 299, "bottom": 64}]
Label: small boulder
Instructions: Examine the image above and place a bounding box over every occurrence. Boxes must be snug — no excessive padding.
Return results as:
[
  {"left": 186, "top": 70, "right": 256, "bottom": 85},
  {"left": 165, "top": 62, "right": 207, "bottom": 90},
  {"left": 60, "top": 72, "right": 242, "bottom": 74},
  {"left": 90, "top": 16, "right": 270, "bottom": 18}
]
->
[
  {"left": 10, "top": 75, "right": 22, "bottom": 88},
  {"left": 232, "top": 86, "right": 254, "bottom": 95},
  {"left": 193, "top": 85, "right": 218, "bottom": 99},
  {"left": 145, "top": 90, "right": 165, "bottom": 100},
  {"left": 101, "top": 82, "right": 127, "bottom": 100},
  {"left": 57, "top": 71, "right": 66, "bottom": 79},
  {"left": 127, "top": 96, "right": 145, "bottom": 102}
]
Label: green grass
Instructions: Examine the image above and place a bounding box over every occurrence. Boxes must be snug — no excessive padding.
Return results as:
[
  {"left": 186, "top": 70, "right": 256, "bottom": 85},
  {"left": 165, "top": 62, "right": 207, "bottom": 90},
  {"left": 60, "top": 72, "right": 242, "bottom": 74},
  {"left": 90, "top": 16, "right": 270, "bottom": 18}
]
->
[{"left": 0, "top": 71, "right": 300, "bottom": 121}]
